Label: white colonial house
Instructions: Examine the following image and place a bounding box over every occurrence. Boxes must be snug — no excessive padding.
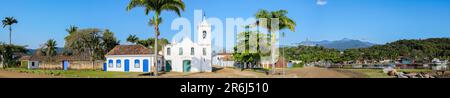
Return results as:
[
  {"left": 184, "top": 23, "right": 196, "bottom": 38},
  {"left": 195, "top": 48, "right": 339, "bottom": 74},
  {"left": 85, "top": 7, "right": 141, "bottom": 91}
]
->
[
  {"left": 104, "top": 45, "right": 163, "bottom": 72},
  {"left": 163, "top": 17, "right": 212, "bottom": 73},
  {"left": 212, "top": 53, "right": 234, "bottom": 67}
]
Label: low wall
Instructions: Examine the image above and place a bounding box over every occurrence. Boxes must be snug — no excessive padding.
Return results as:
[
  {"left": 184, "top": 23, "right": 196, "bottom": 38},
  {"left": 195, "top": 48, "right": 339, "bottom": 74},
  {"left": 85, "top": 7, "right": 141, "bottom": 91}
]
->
[
  {"left": 39, "top": 62, "right": 62, "bottom": 69},
  {"left": 39, "top": 60, "right": 104, "bottom": 70}
]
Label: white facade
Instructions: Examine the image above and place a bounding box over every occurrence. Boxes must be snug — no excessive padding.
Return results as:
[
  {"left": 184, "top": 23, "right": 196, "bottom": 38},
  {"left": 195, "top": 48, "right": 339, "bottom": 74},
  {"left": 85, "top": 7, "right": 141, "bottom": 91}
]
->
[
  {"left": 212, "top": 54, "right": 235, "bottom": 67},
  {"left": 105, "top": 55, "right": 162, "bottom": 72},
  {"left": 163, "top": 17, "right": 212, "bottom": 73}
]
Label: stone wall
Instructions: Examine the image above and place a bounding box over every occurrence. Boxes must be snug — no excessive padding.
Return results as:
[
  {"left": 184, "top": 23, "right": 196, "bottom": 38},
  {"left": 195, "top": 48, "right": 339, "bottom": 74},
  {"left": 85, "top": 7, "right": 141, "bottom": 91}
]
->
[
  {"left": 39, "top": 60, "right": 104, "bottom": 70},
  {"left": 39, "top": 61, "right": 62, "bottom": 69}
]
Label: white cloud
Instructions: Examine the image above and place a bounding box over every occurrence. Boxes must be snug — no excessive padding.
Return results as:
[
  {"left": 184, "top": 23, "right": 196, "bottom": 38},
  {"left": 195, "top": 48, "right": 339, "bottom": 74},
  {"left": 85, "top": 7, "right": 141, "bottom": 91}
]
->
[{"left": 317, "top": 0, "right": 327, "bottom": 6}]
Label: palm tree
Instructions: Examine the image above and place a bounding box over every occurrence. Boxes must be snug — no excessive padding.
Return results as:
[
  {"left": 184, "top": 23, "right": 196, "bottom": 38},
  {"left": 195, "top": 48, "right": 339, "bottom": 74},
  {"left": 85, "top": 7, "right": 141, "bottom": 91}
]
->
[
  {"left": 43, "top": 39, "right": 57, "bottom": 56},
  {"left": 2, "top": 17, "right": 18, "bottom": 45},
  {"left": 102, "top": 29, "right": 120, "bottom": 53},
  {"left": 255, "top": 9, "right": 296, "bottom": 74},
  {"left": 66, "top": 25, "right": 78, "bottom": 34},
  {"left": 127, "top": 34, "right": 139, "bottom": 44},
  {"left": 127, "top": 0, "right": 185, "bottom": 76}
]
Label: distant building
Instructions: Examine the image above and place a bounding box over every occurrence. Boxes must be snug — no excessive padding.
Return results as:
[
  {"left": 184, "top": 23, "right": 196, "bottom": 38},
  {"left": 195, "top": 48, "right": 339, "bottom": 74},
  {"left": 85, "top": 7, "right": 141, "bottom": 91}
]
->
[
  {"left": 260, "top": 56, "right": 288, "bottom": 69},
  {"left": 431, "top": 58, "right": 448, "bottom": 71},
  {"left": 19, "top": 56, "right": 38, "bottom": 69},
  {"left": 21, "top": 50, "right": 103, "bottom": 70},
  {"left": 212, "top": 53, "right": 234, "bottom": 67}
]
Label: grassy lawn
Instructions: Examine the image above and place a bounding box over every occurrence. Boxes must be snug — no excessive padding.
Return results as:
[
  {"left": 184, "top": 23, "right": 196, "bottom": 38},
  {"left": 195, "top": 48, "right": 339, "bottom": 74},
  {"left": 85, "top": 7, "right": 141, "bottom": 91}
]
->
[{"left": 3, "top": 68, "right": 144, "bottom": 78}]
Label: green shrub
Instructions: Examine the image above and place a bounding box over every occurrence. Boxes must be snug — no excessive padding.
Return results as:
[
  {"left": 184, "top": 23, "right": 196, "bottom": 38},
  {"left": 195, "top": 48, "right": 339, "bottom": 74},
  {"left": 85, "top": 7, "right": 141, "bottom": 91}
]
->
[{"left": 293, "top": 63, "right": 304, "bottom": 68}]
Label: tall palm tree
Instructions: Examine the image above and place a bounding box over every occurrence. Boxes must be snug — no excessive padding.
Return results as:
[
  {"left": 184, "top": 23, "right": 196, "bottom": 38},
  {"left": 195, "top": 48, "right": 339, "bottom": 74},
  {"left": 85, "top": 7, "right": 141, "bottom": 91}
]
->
[
  {"left": 63, "top": 25, "right": 78, "bottom": 55},
  {"left": 127, "top": 0, "right": 185, "bottom": 76},
  {"left": 255, "top": 9, "right": 296, "bottom": 74},
  {"left": 66, "top": 25, "right": 78, "bottom": 34},
  {"left": 2, "top": 17, "right": 18, "bottom": 45},
  {"left": 43, "top": 39, "right": 57, "bottom": 56}
]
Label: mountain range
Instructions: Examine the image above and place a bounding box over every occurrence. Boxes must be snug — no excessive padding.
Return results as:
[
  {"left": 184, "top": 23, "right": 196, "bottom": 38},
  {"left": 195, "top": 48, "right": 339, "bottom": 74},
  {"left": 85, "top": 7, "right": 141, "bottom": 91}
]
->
[
  {"left": 297, "top": 38, "right": 377, "bottom": 51},
  {"left": 26, "top": 47, "right": 65, "bottom": 55}
]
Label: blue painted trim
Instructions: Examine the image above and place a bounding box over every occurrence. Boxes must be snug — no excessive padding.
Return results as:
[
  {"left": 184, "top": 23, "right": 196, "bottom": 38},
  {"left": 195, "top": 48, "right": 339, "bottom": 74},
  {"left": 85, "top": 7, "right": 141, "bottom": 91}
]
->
[
  {"left": 134, "top": 59, "right": 140, "bottom": 68},
  {"left": 63, "top": 60, "right": 69, "bottom": 70},
  {"left": 124, "top": 59, "right": 130, "bottom": 72},
  {"left": 103, "top": 63, "right": 107, "bottom": 71},
  {"left": 143, "top": 59, "right": 149, "bottom": 72},
  {"left": 108, "top": 60, "right": 113, "bottom": 68},
  {"left": 116, "top": 59, "right": 121, "bottom": 68}
]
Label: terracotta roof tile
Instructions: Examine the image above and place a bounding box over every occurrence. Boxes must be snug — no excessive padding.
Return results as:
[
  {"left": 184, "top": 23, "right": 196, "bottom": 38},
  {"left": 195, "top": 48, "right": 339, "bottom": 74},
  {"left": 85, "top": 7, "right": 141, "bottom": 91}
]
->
[{"left": 106, "top": 45, "right": 153, "bottom": 55}]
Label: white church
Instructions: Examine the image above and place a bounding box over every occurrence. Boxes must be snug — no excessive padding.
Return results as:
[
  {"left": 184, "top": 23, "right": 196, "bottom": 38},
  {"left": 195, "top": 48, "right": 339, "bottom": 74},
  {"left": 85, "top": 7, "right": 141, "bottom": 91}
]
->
[
  {"left": 104, "top": 17, "right": 212, "bottom": 72},
  {"left": 163, "top": 16, "right": 212, "bottom": 73},
  {"left": 104, "top": 15, "right": 213, "bottom": 73}
]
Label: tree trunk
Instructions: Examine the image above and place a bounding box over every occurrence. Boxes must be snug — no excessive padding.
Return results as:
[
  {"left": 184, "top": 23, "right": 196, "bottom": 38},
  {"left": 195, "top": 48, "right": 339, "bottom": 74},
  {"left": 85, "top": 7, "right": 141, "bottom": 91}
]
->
[
  {"left": 92, "top": 60, "right": 95, "bottom": 70},
  {"left": 154, "top": 16, "right": 159, "bottom": 76},
  {"left": 270, "top": 31, "right": 276, "bottom": 74},
  {"left": 9, "top": 26, "right": 12, "bottom": 45},
  {"left": 154, "top": 32, "right": 158, "bottom": 76}
]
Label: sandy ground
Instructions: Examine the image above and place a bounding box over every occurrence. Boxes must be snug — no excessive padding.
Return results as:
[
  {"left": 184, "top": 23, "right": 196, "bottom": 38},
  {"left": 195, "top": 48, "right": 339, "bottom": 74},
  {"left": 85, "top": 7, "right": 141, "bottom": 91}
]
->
[
  {"left": 0, "top": 67, "right": 360, "bottom": 78},
  {"left": 0, "top": 70, "right": 57, "bottom": 78},
  {"left": 283, "top": 67, "right": 361, "bottom": 78},
  {"left": 151, "top": 67, "right": 359, "bottom": 78}
]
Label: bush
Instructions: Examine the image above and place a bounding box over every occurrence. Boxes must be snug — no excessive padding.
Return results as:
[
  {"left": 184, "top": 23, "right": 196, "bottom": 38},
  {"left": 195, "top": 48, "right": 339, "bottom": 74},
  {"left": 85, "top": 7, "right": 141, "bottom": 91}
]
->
[{"left": 293, "top": 63, "right": 304, "bottom": 68}]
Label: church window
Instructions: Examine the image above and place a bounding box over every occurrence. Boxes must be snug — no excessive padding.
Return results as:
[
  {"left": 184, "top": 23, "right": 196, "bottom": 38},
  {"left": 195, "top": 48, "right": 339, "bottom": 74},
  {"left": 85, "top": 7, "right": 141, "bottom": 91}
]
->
[
  {"left": 202, "top": 31, "right": 207, "bottom": 39},
  {"left": 203, "top": 48, "right": 207, "bottom": 56},
  {"left": 191, "top": 47, "right": 195, "bottom": 55},
  {"left": 179, "top": 47, "right": 183, "bottom": 55},
  {"left": 167, "top": 48, "right": 171, "bottom": 55}
]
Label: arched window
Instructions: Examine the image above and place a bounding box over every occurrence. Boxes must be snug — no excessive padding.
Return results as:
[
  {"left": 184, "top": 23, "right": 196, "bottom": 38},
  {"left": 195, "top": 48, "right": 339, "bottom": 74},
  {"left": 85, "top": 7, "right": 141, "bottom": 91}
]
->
[
  {"left": 108, "top": 60, "right": 113, "bottom": 68},
  {"left": 191, "top": 47, "right": 195, "bottom": 55},
  {"left": 134, "top": 59, "right": 140, "bottom": 68},
  {"left": 116, "top": 59, "right": 121, "bottom": 68},
  {"left": 167, "top": 48, "right": 171, "bottom": 55}
]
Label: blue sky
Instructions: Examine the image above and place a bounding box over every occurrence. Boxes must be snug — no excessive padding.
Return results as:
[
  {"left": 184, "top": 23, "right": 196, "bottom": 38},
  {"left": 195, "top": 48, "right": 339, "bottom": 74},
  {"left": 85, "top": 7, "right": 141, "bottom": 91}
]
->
[{"left": 1, "top": 0, "right": 450, "bottom": 49}]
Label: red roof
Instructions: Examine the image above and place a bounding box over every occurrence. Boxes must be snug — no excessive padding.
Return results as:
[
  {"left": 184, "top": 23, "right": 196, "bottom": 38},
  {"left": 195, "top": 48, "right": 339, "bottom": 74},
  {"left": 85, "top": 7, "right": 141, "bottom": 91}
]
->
[
  {"left": 217, "top": 53, "right": 232, "bottom": 55},
  {"left": 106, "top": 45, "right": 153, "bottom": 55}
]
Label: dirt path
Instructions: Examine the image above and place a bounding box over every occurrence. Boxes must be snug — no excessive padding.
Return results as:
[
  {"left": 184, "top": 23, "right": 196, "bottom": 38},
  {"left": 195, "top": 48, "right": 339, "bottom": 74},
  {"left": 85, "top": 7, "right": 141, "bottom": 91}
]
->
[
  {"left": 284, "top": 67, "right": 357, "bottom": 78},
  {"left": 0, "top": 70, "right": 57, "bottom": 78},
  {"left": 156, "top": 67, "right": 357, "bottom": 78},
  {"left": 155, "top": 68, "right": 268, "bottom": 78},
  {"left": 0, "top": 67, "right": 357, "bottom": 78}
]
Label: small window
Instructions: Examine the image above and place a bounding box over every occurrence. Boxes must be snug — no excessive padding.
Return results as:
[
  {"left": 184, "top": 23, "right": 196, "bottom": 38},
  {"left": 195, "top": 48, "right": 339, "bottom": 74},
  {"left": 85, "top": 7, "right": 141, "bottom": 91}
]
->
[
  {"left": 179, "top": 47, "right": 183, "bottom": 55},
  {"left": 203, "top": 31, "right": 207, "bottom": 39},
  {"left": 134, "top": 59, "right": 140, "bottom": 68},
  {"left": 167, "top": 48, "right": 171, "bottom": 55},
  {"left": 191, "top": 47, "right": 195, "bottom": 55},
  {"left": 108, "top": 60, "right": 113, "bottom": 68},
  {"left": 116, "top": 59, "right": 121, "bottom": 68},
  {"left": 203, "top": 48, "right": 207, "bottom": 56}
]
